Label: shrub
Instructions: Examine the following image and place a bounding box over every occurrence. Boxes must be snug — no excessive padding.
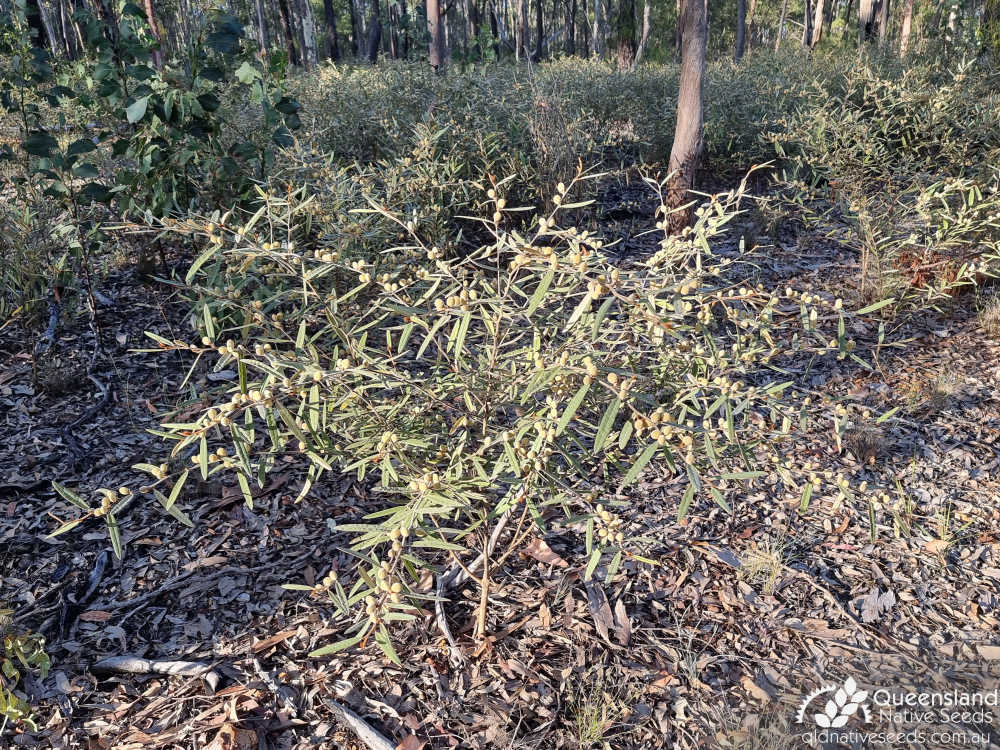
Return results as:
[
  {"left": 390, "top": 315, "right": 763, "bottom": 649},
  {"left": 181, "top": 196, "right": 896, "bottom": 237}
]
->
[
  {"left": 774, "top": 58, "right": 1000, "bottom": 304},
  {"left": 0, "top": 612, "right": 49, "bottom": 734},
  {"left": 111, "top": 162, "right": 875, "bottom": 658}
]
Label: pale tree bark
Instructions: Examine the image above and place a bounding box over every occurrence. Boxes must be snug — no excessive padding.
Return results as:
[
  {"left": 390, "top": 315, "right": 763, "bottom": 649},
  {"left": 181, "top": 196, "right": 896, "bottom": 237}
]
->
[
  {"left": 775, "top": 0, "right": 789, "bottom": 49},
  {"left": 859, "top": 0, "right": 877, "bottom": 41},
  {"left": 665, "top": 0, "right": 706, "bottom": 235},
  {"left": 735, "top": 0, "right": 746, "bottom": 59},
  {"left": 810, "top": 0, "right": 825, "bottom": 46},
  {"left": 593, "top": 0, "right": 605, "bottom": 55},
  {"left": 428, "top": 0, "right": 445, "bottom": 68},
  {"left": 300, "top": 0, "right": 319, "bottom": 67},
  {"left": 36, "top": 0, "right": 61, "bottom": 55},
  {"left": 899, "top": 0, "right": 914, "bottom": 53},
  {"left": 517, "top": 0, "right": 528, "bottom": 58},
  {"left": 878, "top": 0, "right": 890, "bottom": 43},
  {"left": 631, "top": 0, "right": 650, "bottom": 68},
  {"left": 256, "top": 0, "right": 271, "bottom": 58}
]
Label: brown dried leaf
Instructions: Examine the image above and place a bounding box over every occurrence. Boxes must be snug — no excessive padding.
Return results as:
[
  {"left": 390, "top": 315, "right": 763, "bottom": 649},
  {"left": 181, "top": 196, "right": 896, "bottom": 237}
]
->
[
  {"left": 523, "top": 537, "right": 569, "bottom": 567},
  {"left": 396, "top": 736, "right": 426, "bottom": 750},
  {"left": 78, "top": 610, "right": 113, "bottom": 622}
]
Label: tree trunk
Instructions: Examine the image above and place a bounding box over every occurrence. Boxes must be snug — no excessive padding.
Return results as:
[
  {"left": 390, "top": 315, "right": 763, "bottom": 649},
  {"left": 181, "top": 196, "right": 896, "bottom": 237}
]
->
[
  {"left": 843, "top": 0, "right": 856, "bottom": 38},
  {"left": 400, "top": 0, "right": 409, "bottom": 56},
  {"left": 428, "top": 0, "right": 445, "bottom": 67},
  {"left": 366, "top": 0, "right": 381, "bottom": 61},
  {"left": 899, "top": 0, "right": 914, "bottom": 53},
  {"left": 565, "top": 0, "right": 576, "bottom": 53},
  {"left": 775, "top": 0, "right": 789, "bottom": 49},
  {"left": 58, "top": 0, "right": 79, "bottom": 57},
  {"left": 277, "top": 0, "right": 302, "bottom": 64},
  {"left": 300, "top": 0, "right": 319, "bottom": 66},
  {"left": 256, "top": 0, "right": 272, "bottom": 57},
  {"left": 746, "top": 0, "right": 757, "bottom": 52},
  {"left": 516, "top": 0, "right": 528, "bottom": 58},
  {"left": 665, "top": 0, "right": 706, "bottom": 235},
  {"left": 614, "top": 0, "right": 636, "bottom": 68},
  {"left": 347, "top": 0, "right": 360, "bottom": 54},
  {"left": 534, "top": 0, "right": 544, "bottom": 59},
  {"left": 631, "top": 0, "right": 650, "bottom": 67},
  {"left": 490, "top": 0, "right": 502, "bottom": 56},
  {"left": 323, "top": 0, "right": 340, "bottom": 58},
  {"left": 37, "top": 0, "right": 61, "bottom": 55},
  {"left": 801, "top": 0, "right": 811, "bottom": 46},
  {"left": 593, "top": 0, "right": 604, "bottom": 55},
  {"left": 859, "top": 0, "right": 877, "bottom": 41},
  {"left": 735, "top": 0, "right": 746, "bottom": 59},
  {"left": 142, "top": 0, "right": 164, "bottom": 66},
  {"left": 810, "top": 0, "right": 825, "bottom": 45},
  {"left": 878, "top": 0, "right": 890, "bottom": 43}
]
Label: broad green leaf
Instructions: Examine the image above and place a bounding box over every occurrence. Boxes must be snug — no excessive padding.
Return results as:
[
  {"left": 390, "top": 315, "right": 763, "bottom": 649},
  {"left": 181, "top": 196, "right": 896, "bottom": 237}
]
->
[
  {"left": 309, "top": 635, "right": 364, "bottom": 658},
  {"left": 166, "top": 470, "right": 189, "bottom": 510},
  {"left": 622, "top": 442, "right": 658, "bottom": 486},
  {"left": 126, "top": 96, "right": 149, "bottom": 123},
  {"left": 525, "top": 269, "right": 554, "bottom": 316},
  {"left": 52, "top": 482, "right": 90, "bottom": 510},
  {"left": 556, "top": 380, "right": 590, "bottom": 435},
  {"left": 594, "top": 397, "right": 620, "bottom": 451}
]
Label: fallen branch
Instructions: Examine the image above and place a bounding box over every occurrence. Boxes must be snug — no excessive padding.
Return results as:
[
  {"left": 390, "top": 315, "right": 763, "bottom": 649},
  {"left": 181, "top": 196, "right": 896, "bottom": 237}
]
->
[
  {"left": 250, "top": 657, "right": 298, "bottom": 717},
  {"left": 323, "top": 698, "right": 395, "bottom": 750},
  {"left": 91, "top": 656, "right": 220, "bottom": 691}
]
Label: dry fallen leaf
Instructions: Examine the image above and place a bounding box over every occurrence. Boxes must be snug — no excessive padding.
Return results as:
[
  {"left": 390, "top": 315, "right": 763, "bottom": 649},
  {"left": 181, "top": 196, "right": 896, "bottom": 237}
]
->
[
  {"left": 523, "top": 537, "right": 569, "bottom": 567},
  {"left": 396, "top": 736, "right": 426, "bottom": 750},
  {"left": 925, "top": 539, "right": 949, "bottom": 556},
  {"left": 584, "top": 579, "right": 616, "bottom": 644},
  {"left": 740, "top": 673, "right": 777, "bottom": 703},
  {"left": 976, "top": 645, "right": 1000, "bottom": 660},
  {"left": 78, "top": 610, "right": 113, "bottom": 622},
  {"left": 204, "top": 723, "right": 256, "bottom": 750}
]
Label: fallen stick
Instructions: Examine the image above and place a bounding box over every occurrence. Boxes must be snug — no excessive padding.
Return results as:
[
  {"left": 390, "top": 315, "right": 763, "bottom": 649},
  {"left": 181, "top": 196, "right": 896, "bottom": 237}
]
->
[
  {"left": 250, "top": 657, "right": 298, "bottom": 717},
  {"left": 323, "top": 698, "right": 395, "bottom": 750},
  {"left": 91, "top": 656, "right": 220, "bottom": 691}
]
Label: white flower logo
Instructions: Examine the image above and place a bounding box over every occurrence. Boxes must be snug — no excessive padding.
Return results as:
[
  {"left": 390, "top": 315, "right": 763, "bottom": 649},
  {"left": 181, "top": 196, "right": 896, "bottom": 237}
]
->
[{"left": 796, "top": 676, "right": 871, "bottom": 728}]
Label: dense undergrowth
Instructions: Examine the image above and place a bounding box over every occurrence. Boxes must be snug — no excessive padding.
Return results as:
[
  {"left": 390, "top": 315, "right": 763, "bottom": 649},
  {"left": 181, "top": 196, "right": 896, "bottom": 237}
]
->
[{"left": 3, "top": 3, "right": 1000, "bottom": 700}]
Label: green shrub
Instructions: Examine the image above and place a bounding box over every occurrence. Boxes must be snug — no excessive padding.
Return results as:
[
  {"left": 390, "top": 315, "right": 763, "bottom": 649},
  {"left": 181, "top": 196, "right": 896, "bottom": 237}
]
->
[
  {"left": 100, "top": 160, "right": 879, "bottom": 658},
  {"left": 0, "top": 612, "right": 49, "bottom": 734},
  {"left": 774, "top": 57, "right": 1000, "bottom": 305}
]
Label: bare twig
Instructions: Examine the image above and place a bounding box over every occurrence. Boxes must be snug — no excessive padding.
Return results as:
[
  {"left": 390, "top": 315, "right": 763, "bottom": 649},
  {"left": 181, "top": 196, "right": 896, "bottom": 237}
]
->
[
  {"left": 250, "top": 657, "right": 298, "bottom": 717},
  {"left": 434, "top": 508, "right": 514, "bottom": 659},
  {"left": 323, "top": 698, "right": 395, "bottom": 750},
  {"left": 91, "top": 655, "right": 220, "bottom": 691}
]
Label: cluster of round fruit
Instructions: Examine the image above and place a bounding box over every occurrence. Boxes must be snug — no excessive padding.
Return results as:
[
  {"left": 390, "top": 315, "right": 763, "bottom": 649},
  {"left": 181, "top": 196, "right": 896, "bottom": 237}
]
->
[
  {"left": 594, "top": 504, "right": 625, "bottom": 545},
  {"left": 433, "top": 287, "right": 478, "bottom": 311},
  {"left": 94, "top": 487, "right": 131, "bottom": 517}
]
